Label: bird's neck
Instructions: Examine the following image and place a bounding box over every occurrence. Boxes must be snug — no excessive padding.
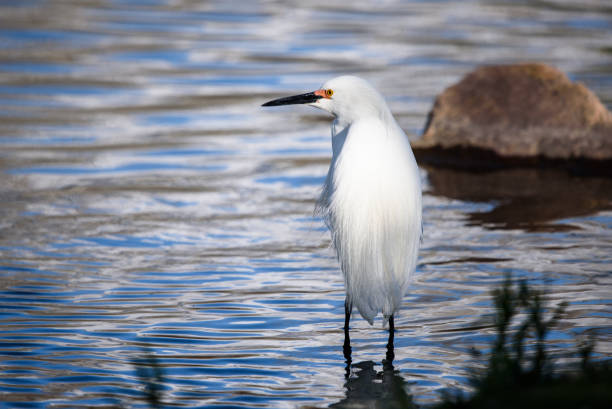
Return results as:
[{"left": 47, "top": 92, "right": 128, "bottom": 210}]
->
[
  {"left": 333, "top": 117, "right": 351, "bottom": 133},
  {"left": 334, "top": 110, "right": 396, "bottom": 137}
]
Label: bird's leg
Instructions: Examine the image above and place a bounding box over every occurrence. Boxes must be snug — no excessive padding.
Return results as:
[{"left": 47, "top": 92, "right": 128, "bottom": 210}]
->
[
  {"left": 344, "top": 298, "right": 352, "bottom": 333},
  {"left": 385, "top": 315, "right": 395, "bottom": 365},
  {"left": 343, "top": 298, "right": 352, "bottom": 372}
]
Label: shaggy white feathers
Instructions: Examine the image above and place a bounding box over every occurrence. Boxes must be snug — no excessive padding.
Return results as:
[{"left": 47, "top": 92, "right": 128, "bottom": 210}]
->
[{"left": 313, "top": 76, "right": 422, "bottom": 325}]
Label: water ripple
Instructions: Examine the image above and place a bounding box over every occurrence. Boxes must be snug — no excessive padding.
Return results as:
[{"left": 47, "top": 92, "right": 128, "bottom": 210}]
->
[{"left": 1, "top": 0, "right": 611, "bottom": 408}]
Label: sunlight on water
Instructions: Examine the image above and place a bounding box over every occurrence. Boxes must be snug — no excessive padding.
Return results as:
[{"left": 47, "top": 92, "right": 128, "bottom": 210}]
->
[{"left": 0, "top": 0, "right": 611, "bottom": 408}]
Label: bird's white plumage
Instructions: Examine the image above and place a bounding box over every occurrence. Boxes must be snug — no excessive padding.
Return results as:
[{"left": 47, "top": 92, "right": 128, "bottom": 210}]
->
[{"left": 313, "top": 76, "right": 422, "bottom": 325}]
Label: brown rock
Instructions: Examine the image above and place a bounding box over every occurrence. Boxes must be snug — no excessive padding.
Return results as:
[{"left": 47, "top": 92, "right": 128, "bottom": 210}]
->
[{"left": 415, "top": 63, "right": 612, "bottom": 161}]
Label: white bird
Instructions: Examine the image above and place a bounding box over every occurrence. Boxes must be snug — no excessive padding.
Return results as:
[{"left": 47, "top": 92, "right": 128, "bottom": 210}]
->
[{"left": 263, "top": 76, "right": 422, "bottom": 354}]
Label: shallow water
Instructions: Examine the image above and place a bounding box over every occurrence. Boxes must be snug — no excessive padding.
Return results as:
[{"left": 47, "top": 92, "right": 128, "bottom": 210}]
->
[{"left": 0, "top": 1, "right": 611, "bottom": 408}]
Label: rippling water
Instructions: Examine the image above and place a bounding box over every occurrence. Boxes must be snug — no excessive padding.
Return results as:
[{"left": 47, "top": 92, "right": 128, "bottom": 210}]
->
[{"left": 1, "top": 1, "right": 611, "bottom": 408}]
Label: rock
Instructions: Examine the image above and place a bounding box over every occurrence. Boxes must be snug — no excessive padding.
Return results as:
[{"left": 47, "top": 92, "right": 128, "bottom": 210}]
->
[{"left": 414, "top": 63, "right": 612, "bottom": 164}]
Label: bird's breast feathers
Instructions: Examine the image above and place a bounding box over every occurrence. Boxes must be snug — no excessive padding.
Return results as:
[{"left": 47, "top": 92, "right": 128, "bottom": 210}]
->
[
  {"left": 328, "top": 118, "right": 421, "bottom": 265},
  {"left": 332, "top": 118, "right": 420, "bottom": 211},
  {"left": 323, "top": 118, "right": 422, "bottom": 323}
]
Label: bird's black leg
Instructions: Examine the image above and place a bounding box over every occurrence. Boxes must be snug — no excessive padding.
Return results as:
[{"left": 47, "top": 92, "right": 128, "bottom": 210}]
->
[
  {"left": 344, "top": 298, "right": 352, "bottom": 334},
  {"left": 385, "top": 314, "right": 395, "bottom": 366},
  {"left": 343, "top": 298, "right": 352, "bottom": 373}
]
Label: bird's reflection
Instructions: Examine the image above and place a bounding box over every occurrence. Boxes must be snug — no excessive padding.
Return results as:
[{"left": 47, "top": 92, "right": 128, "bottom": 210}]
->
[
  {"left": 343, "top": 327, "right": 352, "bottom": 379},
  {"left": 334, "top": 335, "right": 417, "bottom": 409}
]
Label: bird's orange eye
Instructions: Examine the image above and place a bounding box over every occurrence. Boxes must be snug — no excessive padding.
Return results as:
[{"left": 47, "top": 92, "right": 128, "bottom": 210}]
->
[{"left": 326, "top": 89, "right": 334, "bottom": 97}]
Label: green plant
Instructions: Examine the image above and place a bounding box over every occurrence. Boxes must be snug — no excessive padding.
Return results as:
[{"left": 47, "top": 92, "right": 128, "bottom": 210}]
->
[{"left": 437, "top": 275, "right": 611, "bottom": 409}]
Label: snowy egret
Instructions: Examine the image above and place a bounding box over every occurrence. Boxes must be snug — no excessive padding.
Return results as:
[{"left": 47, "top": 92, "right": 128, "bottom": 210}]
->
[{"left": 262, "top": 76, "right": 422, "bottom": 354}]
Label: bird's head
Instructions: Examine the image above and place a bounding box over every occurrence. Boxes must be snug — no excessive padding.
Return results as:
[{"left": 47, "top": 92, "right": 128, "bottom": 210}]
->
[{"left": 262, "top": 75, "right": 391, "bottom": 125}]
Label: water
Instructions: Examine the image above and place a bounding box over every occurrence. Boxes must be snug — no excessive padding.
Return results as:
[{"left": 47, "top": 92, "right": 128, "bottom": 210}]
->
[{"left": 0, "top": 0, "right": 611, "bottom": 408}]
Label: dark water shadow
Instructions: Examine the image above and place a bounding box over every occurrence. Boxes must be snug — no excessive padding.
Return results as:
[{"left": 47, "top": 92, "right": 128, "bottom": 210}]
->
[
  {"left": 132, "top": 348, "right": 165, "bottom": 409},
  {"left": 330, "top": 360, "right": 417, "bottom": 409},
  {"left": 332, "top": 335, "right": 417, "bottom": 409},
  {"left": 424, "top": 165, "right": 612, "bottom": 231}
]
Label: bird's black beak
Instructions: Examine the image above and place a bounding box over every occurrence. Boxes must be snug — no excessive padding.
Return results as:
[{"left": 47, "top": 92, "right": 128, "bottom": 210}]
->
[{"left": 262, "top": 92, "right": 322, "bottom": 107}]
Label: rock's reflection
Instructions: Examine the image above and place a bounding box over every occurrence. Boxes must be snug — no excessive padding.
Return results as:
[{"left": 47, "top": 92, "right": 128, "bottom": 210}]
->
[{"left": 424, "top": 165, "right": 612, "bottom": 231}]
